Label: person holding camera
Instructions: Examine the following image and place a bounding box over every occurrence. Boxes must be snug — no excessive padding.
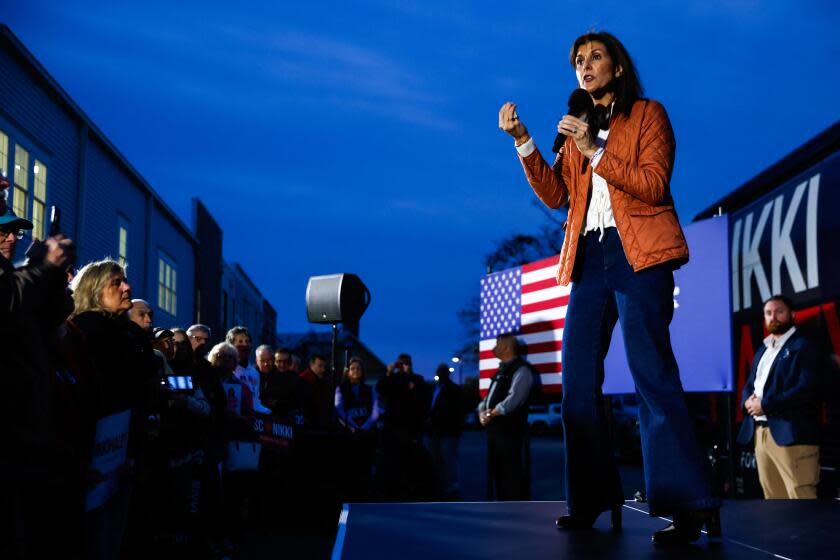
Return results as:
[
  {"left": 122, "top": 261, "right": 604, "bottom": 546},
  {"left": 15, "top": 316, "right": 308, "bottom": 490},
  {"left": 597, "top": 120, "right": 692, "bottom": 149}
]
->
[
  {"left": 148, "top": 326, "right": 211, "bottom": 555},
  {"left": 377, "top": 354, "right": 428, "bottom": 439},
  {"left": 374, "top": 354, "right": 434, "bottom": 500},
  {"left": 1, "top": 177, "right": 79, "bottom": 558}
]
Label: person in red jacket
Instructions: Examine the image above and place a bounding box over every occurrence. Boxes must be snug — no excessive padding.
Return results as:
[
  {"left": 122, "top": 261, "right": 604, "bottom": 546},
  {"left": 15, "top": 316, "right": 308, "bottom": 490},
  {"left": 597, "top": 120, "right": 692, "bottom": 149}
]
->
[
  {"left": 299, "top": 354, "right": 331, "bottom": 428},
  {"left": 499, "top": 31, "right": 719, "bottom": 544}
]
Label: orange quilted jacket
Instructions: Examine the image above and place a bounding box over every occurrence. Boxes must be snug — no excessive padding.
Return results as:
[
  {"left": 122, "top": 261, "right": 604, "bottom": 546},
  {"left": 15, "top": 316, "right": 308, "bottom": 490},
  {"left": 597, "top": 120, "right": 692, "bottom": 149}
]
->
[{"left": 519, "top": 99, "right": 688, "bottom": 286}]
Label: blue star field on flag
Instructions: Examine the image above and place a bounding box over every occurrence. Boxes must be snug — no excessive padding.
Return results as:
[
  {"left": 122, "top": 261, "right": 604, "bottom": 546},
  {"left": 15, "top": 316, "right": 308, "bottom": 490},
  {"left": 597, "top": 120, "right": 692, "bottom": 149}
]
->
[{"left": 479, "top": 267, "right": 522, "bottom": 339}]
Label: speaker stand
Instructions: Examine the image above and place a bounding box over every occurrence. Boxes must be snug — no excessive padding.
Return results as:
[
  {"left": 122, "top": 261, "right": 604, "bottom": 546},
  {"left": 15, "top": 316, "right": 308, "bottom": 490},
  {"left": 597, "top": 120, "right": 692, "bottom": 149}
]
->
[{"left": 330, "top": 322, "right": 339, "bottom": 422}]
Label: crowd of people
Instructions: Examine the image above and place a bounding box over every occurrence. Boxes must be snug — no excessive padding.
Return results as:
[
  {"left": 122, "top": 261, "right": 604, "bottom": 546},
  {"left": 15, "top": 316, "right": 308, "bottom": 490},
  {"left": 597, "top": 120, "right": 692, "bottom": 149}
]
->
[{"left": 1, "top": 175, "right": 471, "bottom": 559}]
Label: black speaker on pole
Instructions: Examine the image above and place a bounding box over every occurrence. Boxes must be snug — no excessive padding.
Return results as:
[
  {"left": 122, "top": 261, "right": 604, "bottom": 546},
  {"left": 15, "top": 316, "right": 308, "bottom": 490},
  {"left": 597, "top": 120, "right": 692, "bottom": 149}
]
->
[
  {"left": 305, "top": 274, "right": 371, "bottom": 427},
  {"left": 305, "top": 273, "right": 371, "bottom": 324}
]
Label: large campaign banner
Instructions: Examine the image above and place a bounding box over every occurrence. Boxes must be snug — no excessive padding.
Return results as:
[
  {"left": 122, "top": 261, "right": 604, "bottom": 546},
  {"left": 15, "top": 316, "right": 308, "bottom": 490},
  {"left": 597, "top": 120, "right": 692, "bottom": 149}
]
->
[
  {"left": 728, "top": 150, "right": 840, "bottom": 498},
  {"left": 479, "top": 216, "right": 733, "bottom": 396},
  {"left": 729, "top": 153, "right": 840, "bottom": 417},
  {"left": 603, "top": 215, "right": 734, "bottom": 393}
]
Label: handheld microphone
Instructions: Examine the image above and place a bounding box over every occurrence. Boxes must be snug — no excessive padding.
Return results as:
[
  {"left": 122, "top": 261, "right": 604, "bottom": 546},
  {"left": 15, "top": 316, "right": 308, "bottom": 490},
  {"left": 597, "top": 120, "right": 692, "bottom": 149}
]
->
[{"left": 552, "top": 88, "right": 594, "bottom": 154}]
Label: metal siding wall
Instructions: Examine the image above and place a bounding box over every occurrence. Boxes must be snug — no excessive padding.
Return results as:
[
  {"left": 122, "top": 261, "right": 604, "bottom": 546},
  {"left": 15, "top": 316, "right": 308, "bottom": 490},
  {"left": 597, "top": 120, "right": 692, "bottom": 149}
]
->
[
  {"left": 221, "top": 262, "right": 237, "bottom": 336},
  {"left": 220, "top": 262, "right": 267, "bottom": 346},
  {"left": 221, "top": 266, "right": 235, "bottom": 336},
  {"left": 0, "top": 41, "right": 80, "bottom": 238},
  {"left": 192, "top": 199, "right": 224, "bottom": 340},
  {"left": 83, "top": 138, "right": 147, "bottom": 272},
  {"left": 149, "top": 205, "right": 195, "bottom": 328},
  {"left": 1, "top": 34, "right": 195, "bottom": 327},
  {"left": 2, "top": 31, "right": 263, "bottom": 341}
]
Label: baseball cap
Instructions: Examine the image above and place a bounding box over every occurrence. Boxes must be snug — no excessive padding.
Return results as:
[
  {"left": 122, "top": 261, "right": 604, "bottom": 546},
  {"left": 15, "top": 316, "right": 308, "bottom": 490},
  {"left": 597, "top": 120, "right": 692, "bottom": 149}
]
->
[
  {"left": 153, "top": 327, "right": 175, "bottom": 340},
  {"left": 0, "top": 207, "right": 34, "bottom": 231}
]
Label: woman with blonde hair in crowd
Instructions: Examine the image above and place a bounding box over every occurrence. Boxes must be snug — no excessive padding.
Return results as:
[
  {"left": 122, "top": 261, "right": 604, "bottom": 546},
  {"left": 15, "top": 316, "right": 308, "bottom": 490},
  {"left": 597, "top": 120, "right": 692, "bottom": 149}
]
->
[{"left": 69, "top": 258, "right": 158, "bottom": 558}]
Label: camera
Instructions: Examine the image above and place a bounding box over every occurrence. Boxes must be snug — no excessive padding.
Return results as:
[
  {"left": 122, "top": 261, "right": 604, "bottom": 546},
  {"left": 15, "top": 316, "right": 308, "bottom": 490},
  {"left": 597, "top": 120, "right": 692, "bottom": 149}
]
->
[{"left": 166, "top": 375, "right": 194, "bottom": 393}]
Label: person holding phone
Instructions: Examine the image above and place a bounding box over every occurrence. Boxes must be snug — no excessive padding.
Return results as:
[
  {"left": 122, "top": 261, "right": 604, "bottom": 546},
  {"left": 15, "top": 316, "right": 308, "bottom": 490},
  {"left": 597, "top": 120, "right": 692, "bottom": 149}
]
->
[{"left": 1, "top": 176, "right": 80, "bottom": 558}]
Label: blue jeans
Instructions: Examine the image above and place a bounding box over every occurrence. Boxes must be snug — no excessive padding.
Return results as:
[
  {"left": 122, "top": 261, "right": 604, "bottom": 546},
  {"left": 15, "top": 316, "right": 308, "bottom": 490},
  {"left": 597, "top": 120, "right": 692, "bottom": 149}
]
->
[{"left": 561, "top": 228, "right": 719, "bottom": 516}]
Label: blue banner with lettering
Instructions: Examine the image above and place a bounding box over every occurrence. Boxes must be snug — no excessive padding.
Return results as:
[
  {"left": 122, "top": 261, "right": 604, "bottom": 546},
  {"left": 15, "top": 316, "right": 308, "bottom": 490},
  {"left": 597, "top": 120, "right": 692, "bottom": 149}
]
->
[
  {"left": 602, "top": 215, "right": 734, "bottom": 393},
  {"left": 728, "top": 152, "right": 840, "bottom": 421}
]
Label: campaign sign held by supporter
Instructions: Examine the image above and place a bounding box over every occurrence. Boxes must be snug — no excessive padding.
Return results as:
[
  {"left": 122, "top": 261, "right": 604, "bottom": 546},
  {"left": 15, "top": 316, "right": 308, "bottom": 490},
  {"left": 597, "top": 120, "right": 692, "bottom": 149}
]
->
[
  {"left": 85, "top": 409, "right": 132, "bottom": 511},
  {"left": 224, "top": 383, "right": 243, "bottom": 416}
]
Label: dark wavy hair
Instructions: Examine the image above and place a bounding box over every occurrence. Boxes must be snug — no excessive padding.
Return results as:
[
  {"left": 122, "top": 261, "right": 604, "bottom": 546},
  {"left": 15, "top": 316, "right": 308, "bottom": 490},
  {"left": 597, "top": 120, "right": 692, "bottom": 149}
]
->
[
  {"left": 342, "top": 356, "right": 366, "bottom": 384},
  {"left": 569, "top": 31, "right": 644, "bottom": 117}
]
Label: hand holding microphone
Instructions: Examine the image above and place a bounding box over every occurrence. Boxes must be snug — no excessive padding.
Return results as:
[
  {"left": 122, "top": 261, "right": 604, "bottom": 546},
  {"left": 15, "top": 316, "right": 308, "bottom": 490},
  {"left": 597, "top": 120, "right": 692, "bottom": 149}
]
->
[
  {"left": 499, "top": 90, "right": 599, "bottom": 157},
  {"left": 554, "top": 88, "right": 598, "bottom": 158}
]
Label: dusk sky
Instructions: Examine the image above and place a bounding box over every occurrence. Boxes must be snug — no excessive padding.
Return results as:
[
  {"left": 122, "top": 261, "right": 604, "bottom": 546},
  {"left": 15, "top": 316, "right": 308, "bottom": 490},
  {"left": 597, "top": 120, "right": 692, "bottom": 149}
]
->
[{"left": 5, "top": 1, "right": 839, "bottom": 377}]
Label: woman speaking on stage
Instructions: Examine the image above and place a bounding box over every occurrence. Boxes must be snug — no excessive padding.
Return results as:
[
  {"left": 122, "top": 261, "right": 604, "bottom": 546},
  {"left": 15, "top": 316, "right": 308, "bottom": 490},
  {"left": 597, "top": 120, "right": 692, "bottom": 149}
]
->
[{"left": 498, "top": 31, "right": 720, "bottom": 545}]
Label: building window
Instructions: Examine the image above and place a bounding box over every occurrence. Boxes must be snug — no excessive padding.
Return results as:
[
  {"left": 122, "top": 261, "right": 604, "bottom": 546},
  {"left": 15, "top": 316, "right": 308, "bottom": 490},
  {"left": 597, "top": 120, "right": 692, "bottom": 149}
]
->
[
  {"left": 0, "top": 130, "right": 8, "bottom": 179},
  {"left": 118, "top": 226, "right": 128, "bottom": 267},
  {"left": 31, "top": 161, "right": 47, "bottom": 240},
  {"left": 117, "top": 215, "right": 129, "bottom": 268},
  {"left": 158, "top": 255, "right": 177, "bottom": 316},
  {"left": 13, "top": 145, "right": 29, "bottom": 219},
  {"left": 1, "top": 130, "right": 48, "bottom": 233}
]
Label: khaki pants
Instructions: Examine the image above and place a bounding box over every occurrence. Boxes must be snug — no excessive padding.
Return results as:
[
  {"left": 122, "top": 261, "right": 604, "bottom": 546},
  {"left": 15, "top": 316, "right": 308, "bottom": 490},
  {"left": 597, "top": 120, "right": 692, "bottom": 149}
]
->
[{"left": 754, "top": 425, "right": 819, "bottom": 499}]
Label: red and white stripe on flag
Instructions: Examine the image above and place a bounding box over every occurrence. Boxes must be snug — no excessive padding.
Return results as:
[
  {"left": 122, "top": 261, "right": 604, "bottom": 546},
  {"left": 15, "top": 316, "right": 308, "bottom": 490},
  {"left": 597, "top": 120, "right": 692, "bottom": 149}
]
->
[{"left": 479, "top": 254, "right": 569, "bottom": 397}]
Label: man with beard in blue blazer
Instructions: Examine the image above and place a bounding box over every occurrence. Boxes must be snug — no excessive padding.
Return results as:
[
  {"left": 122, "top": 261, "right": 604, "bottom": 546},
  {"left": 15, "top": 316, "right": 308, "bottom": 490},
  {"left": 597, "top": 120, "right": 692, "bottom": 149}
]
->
[{"left": 737, "top": 295, "right": 821, "bottom": 499}]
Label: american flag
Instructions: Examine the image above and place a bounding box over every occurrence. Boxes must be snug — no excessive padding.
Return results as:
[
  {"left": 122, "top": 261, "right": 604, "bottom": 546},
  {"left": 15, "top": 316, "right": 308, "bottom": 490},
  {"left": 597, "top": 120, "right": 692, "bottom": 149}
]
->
[{"left": 479, "top": 254, "right": 570, "bottom": 396}]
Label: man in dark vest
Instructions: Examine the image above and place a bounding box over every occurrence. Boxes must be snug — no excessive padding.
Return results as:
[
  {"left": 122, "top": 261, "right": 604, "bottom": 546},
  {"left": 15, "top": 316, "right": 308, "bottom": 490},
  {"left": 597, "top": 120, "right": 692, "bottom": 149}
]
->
[{"left": 479, "top": 333, "right": 535, "bottom": 500}]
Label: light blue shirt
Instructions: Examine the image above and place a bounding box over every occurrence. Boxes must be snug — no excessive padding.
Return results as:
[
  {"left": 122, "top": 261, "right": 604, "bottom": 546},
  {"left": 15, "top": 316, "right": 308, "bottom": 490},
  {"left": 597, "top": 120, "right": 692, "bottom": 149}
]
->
[{"left": 478, "top": 363, "right": 533, "bottom": 416}]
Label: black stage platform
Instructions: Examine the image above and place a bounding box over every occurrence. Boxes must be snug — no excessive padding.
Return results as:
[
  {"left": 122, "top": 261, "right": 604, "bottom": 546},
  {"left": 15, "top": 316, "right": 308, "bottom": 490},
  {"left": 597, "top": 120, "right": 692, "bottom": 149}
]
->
[{"left": 331, "top": 499, "right": 840, "bottom": 559}]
